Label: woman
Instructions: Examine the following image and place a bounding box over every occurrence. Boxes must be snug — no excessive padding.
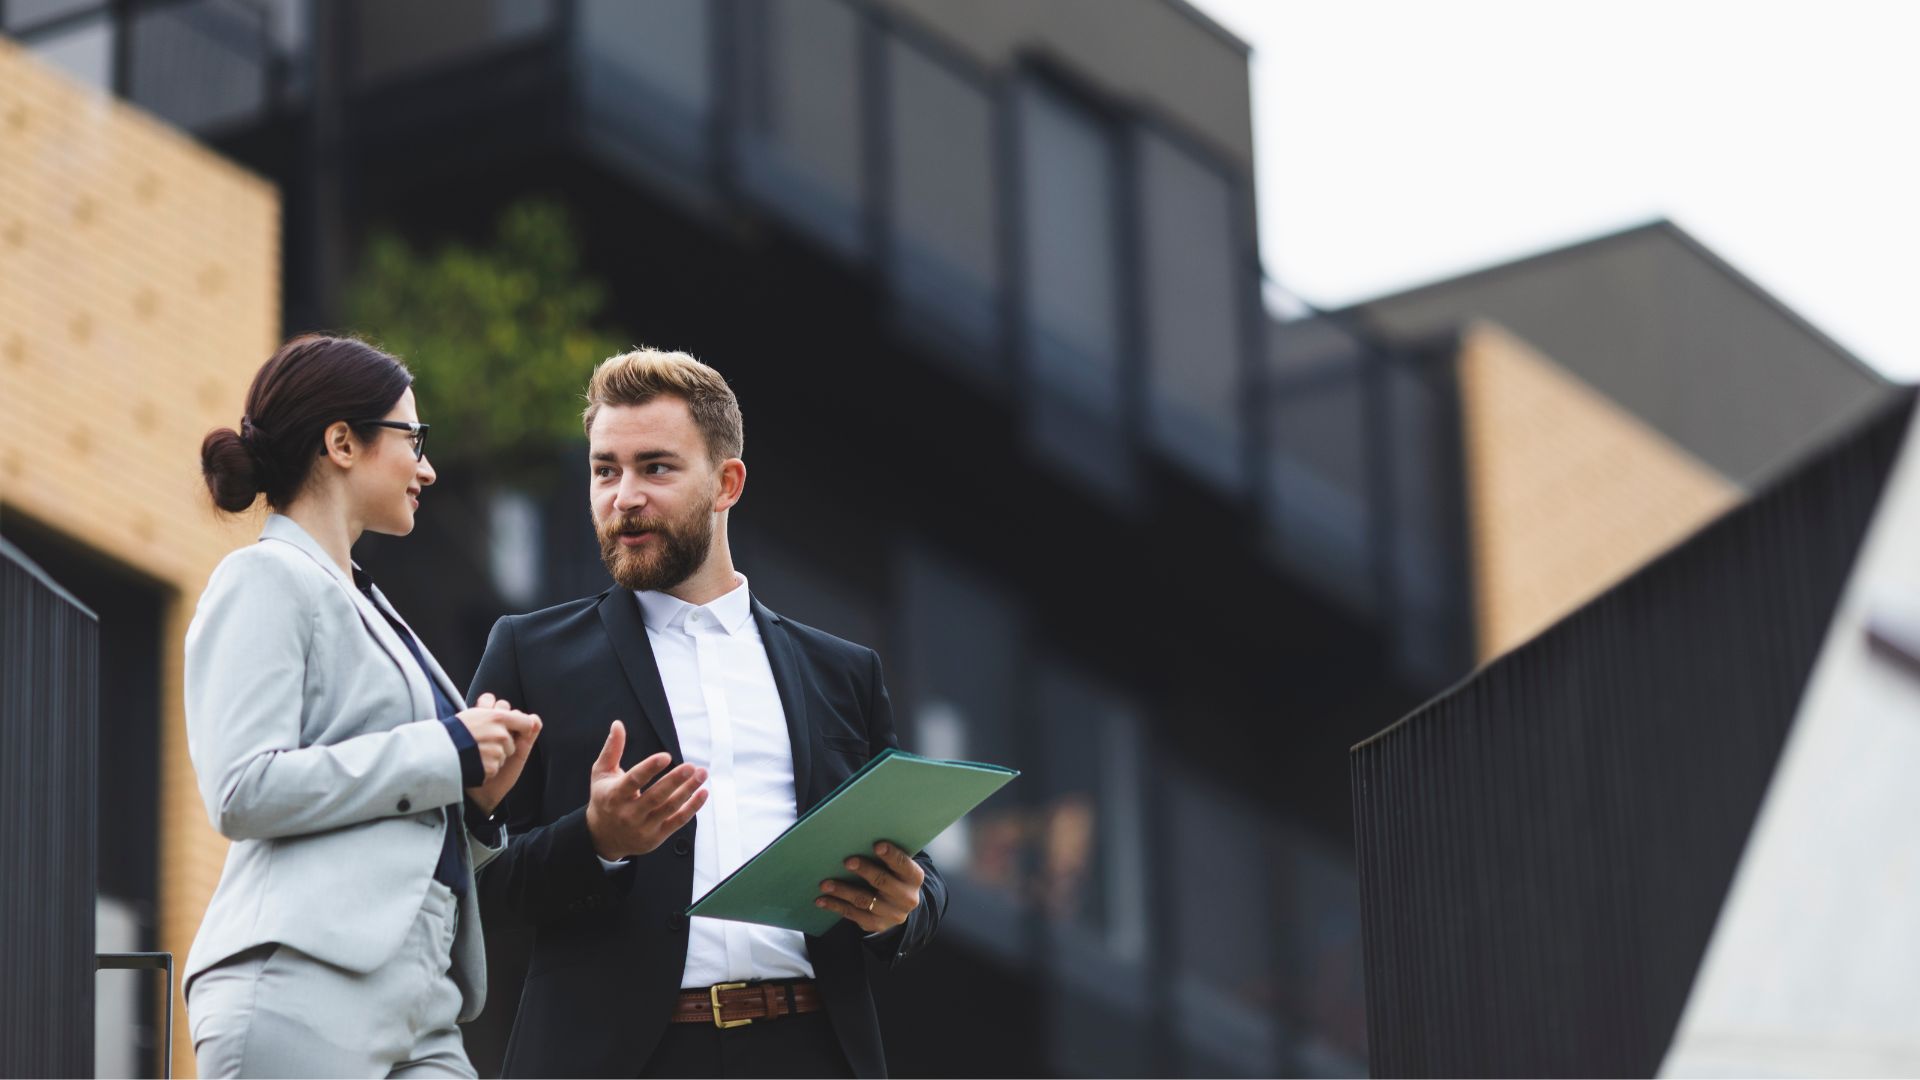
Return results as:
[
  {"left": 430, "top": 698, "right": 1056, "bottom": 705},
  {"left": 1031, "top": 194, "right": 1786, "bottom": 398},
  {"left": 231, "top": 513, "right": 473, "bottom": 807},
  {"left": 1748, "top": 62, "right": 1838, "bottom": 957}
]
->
[{"left": 183, "top": 335, "right": 540, "bottom": 1077}]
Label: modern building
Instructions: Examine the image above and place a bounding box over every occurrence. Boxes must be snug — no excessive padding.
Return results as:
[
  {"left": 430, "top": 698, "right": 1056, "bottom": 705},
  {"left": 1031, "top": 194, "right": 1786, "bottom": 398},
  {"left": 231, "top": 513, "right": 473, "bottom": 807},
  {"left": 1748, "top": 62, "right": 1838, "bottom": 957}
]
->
[{"left": 8, "top": 3, "right": 1905, "bottom": 1077}]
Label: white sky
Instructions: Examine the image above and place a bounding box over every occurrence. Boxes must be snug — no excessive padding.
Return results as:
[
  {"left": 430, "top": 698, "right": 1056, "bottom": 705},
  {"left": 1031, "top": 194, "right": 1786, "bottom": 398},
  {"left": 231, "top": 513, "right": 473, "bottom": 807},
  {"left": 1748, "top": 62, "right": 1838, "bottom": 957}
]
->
[{"left": 1188, "top": 0, "right": 1920, "bottom": 382}]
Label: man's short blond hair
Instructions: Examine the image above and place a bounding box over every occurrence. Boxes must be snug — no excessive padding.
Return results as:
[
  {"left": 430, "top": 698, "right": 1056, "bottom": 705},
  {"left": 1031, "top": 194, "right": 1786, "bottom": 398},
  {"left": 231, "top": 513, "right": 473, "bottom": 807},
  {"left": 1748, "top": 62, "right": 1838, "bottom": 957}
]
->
[{"left": 582, "top": 347, "right": 744, "bottom": 464}]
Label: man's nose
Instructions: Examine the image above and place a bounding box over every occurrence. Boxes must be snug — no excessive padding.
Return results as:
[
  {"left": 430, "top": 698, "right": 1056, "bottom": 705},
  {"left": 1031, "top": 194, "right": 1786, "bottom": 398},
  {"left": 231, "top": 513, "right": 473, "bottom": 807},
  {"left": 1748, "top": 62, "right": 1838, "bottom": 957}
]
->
[{"left": 614, "top": 477, "right": 646, "bottom": 511}]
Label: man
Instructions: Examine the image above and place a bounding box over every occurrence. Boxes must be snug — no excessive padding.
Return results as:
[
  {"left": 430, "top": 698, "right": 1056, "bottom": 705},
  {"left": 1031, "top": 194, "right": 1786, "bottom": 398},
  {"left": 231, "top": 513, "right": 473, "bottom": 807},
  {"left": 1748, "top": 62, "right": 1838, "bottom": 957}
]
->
[{"left": 470, "top": 348, "right": 945, "bottom": 1078}]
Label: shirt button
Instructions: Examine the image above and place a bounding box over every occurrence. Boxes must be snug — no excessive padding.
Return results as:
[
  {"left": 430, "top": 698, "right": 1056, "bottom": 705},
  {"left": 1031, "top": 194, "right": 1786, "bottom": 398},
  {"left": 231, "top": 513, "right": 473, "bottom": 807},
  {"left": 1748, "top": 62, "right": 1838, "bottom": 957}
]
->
[
  {"left": 397, "top": 797, "right": 412, "bottom": 812},
  {"left": 673, "top": 838, "right": 691, "bottom": 856}
]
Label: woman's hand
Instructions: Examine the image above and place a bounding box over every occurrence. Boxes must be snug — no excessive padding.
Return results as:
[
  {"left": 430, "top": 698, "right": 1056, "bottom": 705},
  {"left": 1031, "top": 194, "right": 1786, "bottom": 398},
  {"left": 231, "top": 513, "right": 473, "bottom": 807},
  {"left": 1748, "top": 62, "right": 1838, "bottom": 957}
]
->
[{"left": 460, "top": 692, "right": 542, "bottom": 814}]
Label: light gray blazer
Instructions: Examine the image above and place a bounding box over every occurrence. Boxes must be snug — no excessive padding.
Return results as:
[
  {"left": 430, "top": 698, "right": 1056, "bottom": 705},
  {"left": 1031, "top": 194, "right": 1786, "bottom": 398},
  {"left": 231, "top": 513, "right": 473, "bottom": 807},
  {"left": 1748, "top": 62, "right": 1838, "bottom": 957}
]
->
[{"left": 183, "top": 514, "right": 502, "bottom": 1020}]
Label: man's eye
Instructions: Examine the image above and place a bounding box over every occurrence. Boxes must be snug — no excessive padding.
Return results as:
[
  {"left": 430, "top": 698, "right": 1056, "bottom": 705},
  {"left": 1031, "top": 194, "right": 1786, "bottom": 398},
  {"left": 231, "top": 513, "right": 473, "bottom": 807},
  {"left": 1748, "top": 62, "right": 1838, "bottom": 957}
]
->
[
  {"left": 646, "top": 463, "right": 671, "bottom": 475},
  {"left": 594, "top": 467, "right": 614, "bottom": 478}
]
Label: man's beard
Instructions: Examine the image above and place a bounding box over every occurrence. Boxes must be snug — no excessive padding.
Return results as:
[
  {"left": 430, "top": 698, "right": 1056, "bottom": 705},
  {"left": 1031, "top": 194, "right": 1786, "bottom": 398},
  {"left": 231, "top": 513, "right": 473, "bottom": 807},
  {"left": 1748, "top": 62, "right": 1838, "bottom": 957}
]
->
[{"left": 596, "top": 502, "right": 714, "bottom": 593}]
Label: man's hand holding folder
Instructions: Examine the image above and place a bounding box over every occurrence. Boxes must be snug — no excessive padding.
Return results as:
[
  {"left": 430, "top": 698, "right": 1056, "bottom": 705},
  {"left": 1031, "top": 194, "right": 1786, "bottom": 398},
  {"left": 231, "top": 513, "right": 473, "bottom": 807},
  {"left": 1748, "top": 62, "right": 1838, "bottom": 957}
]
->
[
  {"left": 688, "top": 748, "right": 1018, "bottom": 936},
  {"left": 815, "top": 841, "right": 926, "bottom": 935}
]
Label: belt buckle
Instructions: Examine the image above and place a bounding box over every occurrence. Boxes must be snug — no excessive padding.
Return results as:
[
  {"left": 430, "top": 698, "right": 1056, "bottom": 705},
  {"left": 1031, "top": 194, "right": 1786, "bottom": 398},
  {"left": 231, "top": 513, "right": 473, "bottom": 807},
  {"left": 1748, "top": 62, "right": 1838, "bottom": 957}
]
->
[{"left": 709, "top": 982, "right": 753, "bottom": 1029}]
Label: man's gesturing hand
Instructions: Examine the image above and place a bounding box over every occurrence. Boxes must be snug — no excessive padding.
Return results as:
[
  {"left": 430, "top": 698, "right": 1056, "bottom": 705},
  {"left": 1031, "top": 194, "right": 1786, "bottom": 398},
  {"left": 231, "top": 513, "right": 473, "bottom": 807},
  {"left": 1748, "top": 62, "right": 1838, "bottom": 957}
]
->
[
  {"left": 585, "top": 719, "right": 709, "bottom": 862},
  {"left": 460, "top": 692, "right": 541, "bottom": 814},
  {"left": 815, "top": 841, "right": 924, "bottom": 935}
]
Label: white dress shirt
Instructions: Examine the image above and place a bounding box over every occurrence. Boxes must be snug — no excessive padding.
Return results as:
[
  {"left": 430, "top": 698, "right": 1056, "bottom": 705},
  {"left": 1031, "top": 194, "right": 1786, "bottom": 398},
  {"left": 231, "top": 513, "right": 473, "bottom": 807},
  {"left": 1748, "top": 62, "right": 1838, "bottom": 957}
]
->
[{"left": 599, "top": 573, "right": 815, "bottom": 987}]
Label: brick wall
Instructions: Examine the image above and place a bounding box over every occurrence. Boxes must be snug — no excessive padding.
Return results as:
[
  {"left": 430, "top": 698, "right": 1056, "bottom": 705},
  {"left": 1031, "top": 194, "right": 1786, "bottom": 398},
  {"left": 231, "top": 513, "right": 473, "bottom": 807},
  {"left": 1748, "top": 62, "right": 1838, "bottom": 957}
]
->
[{"left": 0, "top": 39, "right": 279, "bottom": 1078}]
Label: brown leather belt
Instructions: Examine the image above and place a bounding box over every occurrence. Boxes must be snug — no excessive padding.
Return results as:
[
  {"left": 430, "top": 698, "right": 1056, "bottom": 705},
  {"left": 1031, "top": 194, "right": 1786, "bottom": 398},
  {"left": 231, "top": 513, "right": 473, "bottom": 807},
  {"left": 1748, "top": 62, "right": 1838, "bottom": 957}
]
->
[{"left": 672, "top": 980, "right": 821, "bottom": 1029}]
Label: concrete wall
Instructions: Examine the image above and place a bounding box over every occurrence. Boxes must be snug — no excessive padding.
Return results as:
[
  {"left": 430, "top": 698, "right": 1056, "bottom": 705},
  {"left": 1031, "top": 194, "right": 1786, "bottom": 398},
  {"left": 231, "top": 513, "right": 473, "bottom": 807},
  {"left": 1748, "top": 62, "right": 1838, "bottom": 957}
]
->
[{"left": 0, "top": 39, "right": 279, "bottom": 1077}]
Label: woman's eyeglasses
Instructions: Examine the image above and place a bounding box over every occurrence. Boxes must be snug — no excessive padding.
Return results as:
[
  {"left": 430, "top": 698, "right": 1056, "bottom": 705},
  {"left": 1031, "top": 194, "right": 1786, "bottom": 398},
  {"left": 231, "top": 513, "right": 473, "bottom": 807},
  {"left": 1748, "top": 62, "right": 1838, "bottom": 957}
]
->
[{"left": 344, "top": 419, "right": 430, "bottom": 461}]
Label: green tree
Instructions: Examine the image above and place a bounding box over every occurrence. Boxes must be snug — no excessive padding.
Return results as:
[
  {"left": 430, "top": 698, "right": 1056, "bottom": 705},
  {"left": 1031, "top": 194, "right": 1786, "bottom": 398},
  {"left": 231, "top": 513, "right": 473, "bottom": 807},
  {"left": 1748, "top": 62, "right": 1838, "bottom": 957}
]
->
[{"left": 343, "top": 198, "right": 625, "bottom": 470}]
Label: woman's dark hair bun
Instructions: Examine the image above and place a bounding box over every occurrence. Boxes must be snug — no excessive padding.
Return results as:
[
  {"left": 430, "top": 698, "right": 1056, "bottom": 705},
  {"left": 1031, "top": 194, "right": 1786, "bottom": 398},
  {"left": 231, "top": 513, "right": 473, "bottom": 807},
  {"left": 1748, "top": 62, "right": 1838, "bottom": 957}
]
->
[{"left": 200, "top": 426, "right": 262, "bottom": 513}]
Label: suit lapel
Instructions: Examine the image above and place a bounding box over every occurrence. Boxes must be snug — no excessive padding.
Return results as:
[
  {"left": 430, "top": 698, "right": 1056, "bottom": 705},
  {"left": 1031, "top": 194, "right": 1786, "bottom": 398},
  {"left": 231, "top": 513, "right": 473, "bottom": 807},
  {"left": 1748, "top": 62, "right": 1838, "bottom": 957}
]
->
[
  {"left": 597, "top": 589, "right": 684, "bottom": 762},
  {"left": 753, "top": 597, "right": 815, "bottom": 809}
]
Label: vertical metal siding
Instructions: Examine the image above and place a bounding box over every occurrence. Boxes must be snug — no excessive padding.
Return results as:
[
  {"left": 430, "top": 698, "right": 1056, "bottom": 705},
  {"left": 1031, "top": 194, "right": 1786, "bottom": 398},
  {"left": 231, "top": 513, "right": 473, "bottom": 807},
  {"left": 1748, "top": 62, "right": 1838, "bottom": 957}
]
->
[
  {"left": 1351, "top": 394, "right": 1915, "bottom": 1077},
  {"left": 1, "top": 539, "right": 98, "bottom": 1078}
]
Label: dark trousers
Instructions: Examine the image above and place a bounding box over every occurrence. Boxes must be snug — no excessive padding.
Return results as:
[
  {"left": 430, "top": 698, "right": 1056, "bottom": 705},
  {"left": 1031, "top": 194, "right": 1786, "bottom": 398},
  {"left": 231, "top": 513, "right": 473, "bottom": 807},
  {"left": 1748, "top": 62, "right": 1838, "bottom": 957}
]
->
[{"left": 638, "top": 1011, "right": 853, "bottom": 1079}]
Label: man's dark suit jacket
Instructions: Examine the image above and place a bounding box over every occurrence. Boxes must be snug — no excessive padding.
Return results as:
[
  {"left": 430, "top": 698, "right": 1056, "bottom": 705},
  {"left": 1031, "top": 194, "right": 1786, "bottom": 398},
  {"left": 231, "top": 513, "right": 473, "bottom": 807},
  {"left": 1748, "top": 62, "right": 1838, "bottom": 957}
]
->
[{"left": 469, "top": 586, "right": 945, "bottom": 1078}]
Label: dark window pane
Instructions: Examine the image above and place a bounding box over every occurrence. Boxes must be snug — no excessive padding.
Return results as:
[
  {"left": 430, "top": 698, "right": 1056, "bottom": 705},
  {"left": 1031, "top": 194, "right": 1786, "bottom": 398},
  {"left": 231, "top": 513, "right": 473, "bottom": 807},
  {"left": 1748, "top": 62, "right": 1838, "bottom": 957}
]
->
[
  {"left": 348, "top": 0, "right": 552, "bottom": 89},
  {"left": 25, "top": 14, "right": 114, "bottom": 91},
  {"left": 1018, "top": 81, "right": 1122, "bottom": 416},
  {"left": 4, "top": 0, "right": 100, "bottom": 34},
  {"left": 1138, "top": 129, "right": 1247, "bottom": 491},
  {"left": 127, "top": 0, "right": 272, "bottom": 135},
  {"left": 1279, "top": 828, "right": 1367, "bottom": 1075},
  {"left": 573, "top": 0, "right": 712, "bottom": 176},
  {"left": 885, "top": 36, "right": 1000, "bottom": 361},
  {"left": 899, "top": 546, "right": 1031, "bottom": 963},
  {"left": 1266, "top": 317, "right": 1379, "bottom": 617},
  {"left": 1381, "top": 356, "right": 1469, "bottom": 682},
  {"left": 1017, "top": 81, "right": 1129, "bottom": 499},
  {"left": 1168, "top": 769, "right": 1280, "bottom": 1075},
  {"left": 733, "top": 0, "right": 866, "bottom": 257},
  {"left": 1036, "top": 662, "right": 1152, "bottom": 1074}
]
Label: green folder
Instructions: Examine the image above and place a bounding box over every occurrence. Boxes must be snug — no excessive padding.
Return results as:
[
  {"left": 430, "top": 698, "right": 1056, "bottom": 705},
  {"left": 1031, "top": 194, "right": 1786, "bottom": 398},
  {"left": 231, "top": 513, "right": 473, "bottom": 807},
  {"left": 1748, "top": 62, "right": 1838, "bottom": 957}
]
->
[{"left": 686, "top": 748, "right": 1018, "bottom": 935}]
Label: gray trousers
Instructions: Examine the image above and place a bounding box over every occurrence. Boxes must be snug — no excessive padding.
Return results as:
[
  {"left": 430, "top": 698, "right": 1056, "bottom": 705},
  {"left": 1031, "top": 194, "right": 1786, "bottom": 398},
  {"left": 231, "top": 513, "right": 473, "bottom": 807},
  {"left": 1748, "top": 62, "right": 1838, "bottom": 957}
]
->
[{"left": 187, "top": 881, "right": 473, "bottom": 1079}]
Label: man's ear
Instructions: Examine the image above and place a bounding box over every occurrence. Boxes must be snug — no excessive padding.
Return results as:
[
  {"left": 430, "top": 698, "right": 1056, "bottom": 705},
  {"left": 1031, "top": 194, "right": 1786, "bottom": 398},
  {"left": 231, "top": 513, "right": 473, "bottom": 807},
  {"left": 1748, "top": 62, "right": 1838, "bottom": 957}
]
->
[{"left": 715, "top": 458, "right": 747, "bottom": 512}]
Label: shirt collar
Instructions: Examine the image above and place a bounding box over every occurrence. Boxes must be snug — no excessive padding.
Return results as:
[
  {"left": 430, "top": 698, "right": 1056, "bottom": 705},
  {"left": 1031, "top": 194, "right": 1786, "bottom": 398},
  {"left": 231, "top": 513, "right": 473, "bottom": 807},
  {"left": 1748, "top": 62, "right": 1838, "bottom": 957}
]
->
[{"left": 634, "top": 573, "right": 753, "bottom": 636}]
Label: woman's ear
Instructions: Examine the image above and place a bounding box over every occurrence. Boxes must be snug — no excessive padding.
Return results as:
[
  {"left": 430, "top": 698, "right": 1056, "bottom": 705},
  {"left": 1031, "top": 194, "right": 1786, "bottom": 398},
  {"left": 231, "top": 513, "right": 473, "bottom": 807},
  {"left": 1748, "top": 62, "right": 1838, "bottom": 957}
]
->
[{"left": 319, "top": 420, "right": 357, "bottom": 468}]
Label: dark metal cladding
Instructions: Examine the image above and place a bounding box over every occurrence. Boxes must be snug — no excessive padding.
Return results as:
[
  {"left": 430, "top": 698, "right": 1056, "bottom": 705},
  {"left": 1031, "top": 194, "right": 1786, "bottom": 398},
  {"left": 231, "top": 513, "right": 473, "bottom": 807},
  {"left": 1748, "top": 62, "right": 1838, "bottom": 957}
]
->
[
  {"left": 1, "top": 539, "right": 99, "bottom": 1078},
  {"left": 1351, "top": 392, "right": 1917, "bottom": 1078}
]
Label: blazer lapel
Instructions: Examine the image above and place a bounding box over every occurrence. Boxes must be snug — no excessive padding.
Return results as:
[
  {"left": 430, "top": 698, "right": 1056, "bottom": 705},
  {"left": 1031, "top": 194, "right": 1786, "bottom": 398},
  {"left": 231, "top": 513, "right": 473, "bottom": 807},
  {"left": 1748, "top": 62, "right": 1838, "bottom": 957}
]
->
[
  {"left": 597, "top": 589, "right": 684, "bottom": 762},
  {"left": 258, "top": 515, "right": 427, "bottom": 722},
  {"left": 753, "top": 597, "right": 815, "bottom": 809},
  {"left": 364, "top": 580, "right": 467, "bottom": 710}
]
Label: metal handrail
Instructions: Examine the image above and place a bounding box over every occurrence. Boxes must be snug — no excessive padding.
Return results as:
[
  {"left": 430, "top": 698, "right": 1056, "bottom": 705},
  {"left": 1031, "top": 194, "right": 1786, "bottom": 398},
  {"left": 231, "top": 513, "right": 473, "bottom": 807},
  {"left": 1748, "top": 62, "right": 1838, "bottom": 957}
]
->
[{"left": 96, "top": 952, "right": 174, "bottom": 1080}]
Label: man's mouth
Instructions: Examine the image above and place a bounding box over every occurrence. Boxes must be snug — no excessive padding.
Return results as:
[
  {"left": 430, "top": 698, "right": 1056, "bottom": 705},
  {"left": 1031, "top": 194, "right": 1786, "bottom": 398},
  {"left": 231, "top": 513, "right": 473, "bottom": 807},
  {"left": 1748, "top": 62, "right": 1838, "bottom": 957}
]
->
[{"left": 617, "top": 530, "right": 653, "bottom": 548}]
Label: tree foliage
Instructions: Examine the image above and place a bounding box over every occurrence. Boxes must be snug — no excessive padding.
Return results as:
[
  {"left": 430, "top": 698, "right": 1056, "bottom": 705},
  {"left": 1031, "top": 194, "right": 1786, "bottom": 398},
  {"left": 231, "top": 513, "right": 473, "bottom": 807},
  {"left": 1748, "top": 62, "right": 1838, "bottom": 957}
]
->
[{"left": 343, "top": 199, "right": 625, "bottom": 468}]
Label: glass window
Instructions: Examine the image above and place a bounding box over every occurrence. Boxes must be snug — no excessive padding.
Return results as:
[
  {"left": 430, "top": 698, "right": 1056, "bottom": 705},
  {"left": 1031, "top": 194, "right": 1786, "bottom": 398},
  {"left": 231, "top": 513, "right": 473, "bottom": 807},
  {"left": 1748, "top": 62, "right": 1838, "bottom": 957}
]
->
[
  {"left": 1278, "top": 828, "right": 1368, "bottom": 1076},
  {"left": 1036, "top": 662, "right": 1152, "bottom": 1076},
  {"left": 1018, "top": 80, "right": 1122, "bottom": 416},
  {"left": 1168, "top": 768, "right": 1281, "bottom": 1076},
  {"left": 732, "top": 0, "right": 866, "bottom": 257},
  {"left": 1016, "top": 80, "right": 1130, "bottom": 500},
  {"left": 348, "top": 0, "right": 553, "bottom": 89},
  {"left": 1265, "top": 316, "right": 1380, "bottom": 618},
  {"left": 4, "top": 0, "right": 101, "bottom": 33},
  {"left": 884, "top": 36, "right": 1001, "bottom": 366},
  {"left": 127, "top": 0, "right": 273, "bottom": 135},
  {"left": 898, "top": 545, "right": 1033, "bottom": 963},
  {"left": 24, "top": 13, "right": 114, "bottom": 91},
  {"left": 1381, "top": 354, "right": 1471, "bottom": 684},
  {"left": 1138, "top": 128, "right": 1248, "bottom": 492},
  {"left": 573, "top": 0, "right": 712, "bottom": 178},
  {"left": 256, "top": 0, "right": 312, "bottom": 102}
]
